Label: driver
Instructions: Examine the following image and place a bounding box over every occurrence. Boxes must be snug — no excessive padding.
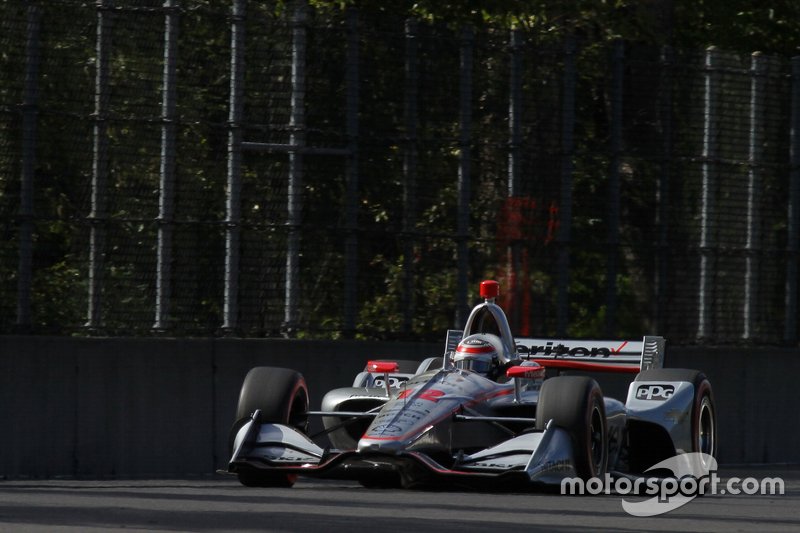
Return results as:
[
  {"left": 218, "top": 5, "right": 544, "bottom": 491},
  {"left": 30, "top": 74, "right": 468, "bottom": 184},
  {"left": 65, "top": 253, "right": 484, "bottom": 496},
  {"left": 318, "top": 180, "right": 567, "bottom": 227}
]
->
[{"left": 453, "top": 334, "right": 504, "bottom": 380}]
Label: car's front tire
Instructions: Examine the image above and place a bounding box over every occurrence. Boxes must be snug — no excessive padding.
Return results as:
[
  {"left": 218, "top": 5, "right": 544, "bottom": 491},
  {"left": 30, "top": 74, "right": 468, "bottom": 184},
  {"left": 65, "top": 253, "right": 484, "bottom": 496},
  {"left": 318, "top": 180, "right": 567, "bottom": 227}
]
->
[
  {"left": 535, "top": 375, "right": 608, "bottom": 480},
  {"left": 231, "top": 366, "right": 309, "bottom": 488}
]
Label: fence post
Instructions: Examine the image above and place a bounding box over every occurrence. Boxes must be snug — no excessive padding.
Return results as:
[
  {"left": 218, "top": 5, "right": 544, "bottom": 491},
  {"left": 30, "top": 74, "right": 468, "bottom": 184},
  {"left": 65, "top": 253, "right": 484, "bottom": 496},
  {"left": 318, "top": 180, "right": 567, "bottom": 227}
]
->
[
  {"left": 402, "top": 18, "right": 419, "bottom": 335},
  {"left": 86, "top": 0, "right": 113, "bottom": 331},
  {"left": 284, "top": 0, "right": 307, "bottom": 335},
  {"left": 343, "top": 7, "right": 359, "bottom": 336},
  {"left": 16, "top": 2, "right": 40, "bottom": 332},
  {"left": 508, "top": 29, "right": 522, "bottom": 198},
  {"left": 455, "top": 26, "right": 473, "bottom": 327},
  {"left": 605, "top": 39, "right": 623, "bottom": 337},
  {"left": 697, "top": 46, "right": 718, "bottom": 341},
  {"left": 507, "top": 29, "right": 523, "bottom": 331},
  {"left": 223, "top": 0, "right": 245, "bottom": 333},
  {"left": 655, "top": 46, "right": 673, "bottom": 334},
  {"left": 556, "top": 36, "right": 576, "bottom": 337},
  {"left": 744, "top": 52, "right": 766, "bottom": 340},
  {"left": 154, "top": 0, "right": 179, "bottom": 332},
  {"left": 785, "top": 56, "right": 800, "bottom": 344}
]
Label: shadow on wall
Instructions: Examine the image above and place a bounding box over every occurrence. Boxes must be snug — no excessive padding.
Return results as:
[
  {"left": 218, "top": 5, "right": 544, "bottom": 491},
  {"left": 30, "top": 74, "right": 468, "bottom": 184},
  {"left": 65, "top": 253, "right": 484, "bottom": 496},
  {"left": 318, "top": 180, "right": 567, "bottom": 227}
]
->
[{"left": 0, "top": 336, "right": 796, "bottom": 478}]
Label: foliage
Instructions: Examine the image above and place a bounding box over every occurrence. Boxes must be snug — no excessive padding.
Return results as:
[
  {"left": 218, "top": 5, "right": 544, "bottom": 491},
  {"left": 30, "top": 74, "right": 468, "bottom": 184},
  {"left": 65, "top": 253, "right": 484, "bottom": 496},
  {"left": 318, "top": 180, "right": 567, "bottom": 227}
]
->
[{"left": 2, "top": 0, "right": 798, "bottom": 341}]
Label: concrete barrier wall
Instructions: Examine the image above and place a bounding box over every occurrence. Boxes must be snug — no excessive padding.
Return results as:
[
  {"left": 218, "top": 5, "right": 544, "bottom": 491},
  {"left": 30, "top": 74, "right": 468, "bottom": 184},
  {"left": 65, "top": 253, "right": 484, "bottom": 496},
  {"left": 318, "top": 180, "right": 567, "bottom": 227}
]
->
[{"left": 0, "top": 335, "right": 797, "bottom": 478}]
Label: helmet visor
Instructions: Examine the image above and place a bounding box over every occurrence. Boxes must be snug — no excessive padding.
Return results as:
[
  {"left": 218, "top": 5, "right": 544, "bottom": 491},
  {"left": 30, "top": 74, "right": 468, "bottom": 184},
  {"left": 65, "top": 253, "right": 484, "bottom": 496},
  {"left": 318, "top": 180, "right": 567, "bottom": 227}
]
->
[{"left": 454, "top": 356, "right": 493, "bottom": 374}]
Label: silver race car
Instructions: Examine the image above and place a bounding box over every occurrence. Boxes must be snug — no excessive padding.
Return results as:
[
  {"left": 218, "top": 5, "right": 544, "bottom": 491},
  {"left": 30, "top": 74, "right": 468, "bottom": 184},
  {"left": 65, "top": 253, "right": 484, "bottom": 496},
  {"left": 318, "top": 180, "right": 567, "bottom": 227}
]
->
[{"left": 228, "top": 280, "right": 717, "bottom": 489}]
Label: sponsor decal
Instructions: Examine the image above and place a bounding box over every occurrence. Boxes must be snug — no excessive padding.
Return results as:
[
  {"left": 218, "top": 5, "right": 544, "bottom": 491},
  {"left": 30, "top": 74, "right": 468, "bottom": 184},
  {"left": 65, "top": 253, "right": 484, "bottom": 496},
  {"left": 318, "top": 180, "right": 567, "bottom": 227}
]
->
[
  {"left": 372, "top": 376, "right": 408, "bottom": 389},
  {"left": 516, "top": 341, "right": 630, "bottom": 358},
  {"left": 538, "top": 459, "right": 572, "bottom": 473},
  {"left": 635, "top": 384, "right": 675, "bottom": 401},
  {"left": 370, "top": 423, "right": 403, "bottom": 434},
  {"left": 472, "top": 460, "right": 525, "bottom": 469}
]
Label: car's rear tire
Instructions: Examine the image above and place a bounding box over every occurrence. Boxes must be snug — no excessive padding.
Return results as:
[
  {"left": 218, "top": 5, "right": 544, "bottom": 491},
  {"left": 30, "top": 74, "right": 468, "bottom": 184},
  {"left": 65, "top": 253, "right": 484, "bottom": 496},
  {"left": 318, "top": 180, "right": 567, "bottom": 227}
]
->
[
  {"left": 535, "top": 376, "right": 608, "bottom": 480},
  {"left": 232, "top": 366, "right": 309, "bottom": 488},
  {"left": 635, "top": 368, "right": 717, "bottom": 460}
]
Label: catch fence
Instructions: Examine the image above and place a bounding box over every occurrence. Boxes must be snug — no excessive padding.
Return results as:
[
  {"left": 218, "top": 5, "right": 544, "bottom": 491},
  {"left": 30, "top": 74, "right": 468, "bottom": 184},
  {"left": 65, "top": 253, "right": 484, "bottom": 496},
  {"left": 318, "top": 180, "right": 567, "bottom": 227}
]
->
[{"left": 2, "top": 1, "right": 799, "bottom": 344}]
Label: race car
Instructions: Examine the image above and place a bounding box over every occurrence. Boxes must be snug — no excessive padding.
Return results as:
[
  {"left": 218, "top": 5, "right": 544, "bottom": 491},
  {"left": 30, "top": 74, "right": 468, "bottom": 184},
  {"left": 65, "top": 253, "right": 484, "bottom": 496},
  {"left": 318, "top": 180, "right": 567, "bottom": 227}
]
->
[{"left": 228, "top": 280, "right": 717, "bottom": 489}]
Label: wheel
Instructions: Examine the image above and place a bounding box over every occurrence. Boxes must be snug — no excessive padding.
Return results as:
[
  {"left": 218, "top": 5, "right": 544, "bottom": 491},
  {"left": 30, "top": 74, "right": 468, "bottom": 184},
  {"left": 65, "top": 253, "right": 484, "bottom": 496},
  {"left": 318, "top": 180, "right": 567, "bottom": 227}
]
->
[
  {"left": 232, "top": 366, "right": 310, "bottom": 488},
  {"left": 635, "top": 368, "right": 717, "bottom": 460},
  {"left": 535, "top": 376, "right": 608, "bottom": 480},
  {"left": 235, "top": 367, "right": 310, "bottom": 431}
]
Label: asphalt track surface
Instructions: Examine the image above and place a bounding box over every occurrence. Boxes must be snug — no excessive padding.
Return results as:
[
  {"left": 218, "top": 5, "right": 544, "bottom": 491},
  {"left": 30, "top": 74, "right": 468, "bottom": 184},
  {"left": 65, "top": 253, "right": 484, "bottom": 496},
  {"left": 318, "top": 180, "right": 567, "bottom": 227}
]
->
[{"left": 0, "top": 467, "right": 797, "bottom": 532}]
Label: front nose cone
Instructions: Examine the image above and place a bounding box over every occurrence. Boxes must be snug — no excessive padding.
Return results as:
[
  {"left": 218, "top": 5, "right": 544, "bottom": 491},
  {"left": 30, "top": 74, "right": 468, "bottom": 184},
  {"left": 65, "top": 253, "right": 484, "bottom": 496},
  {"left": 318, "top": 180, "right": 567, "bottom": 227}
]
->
[{"left": 357, "top": 437, "right": 404, "bottom": 454}]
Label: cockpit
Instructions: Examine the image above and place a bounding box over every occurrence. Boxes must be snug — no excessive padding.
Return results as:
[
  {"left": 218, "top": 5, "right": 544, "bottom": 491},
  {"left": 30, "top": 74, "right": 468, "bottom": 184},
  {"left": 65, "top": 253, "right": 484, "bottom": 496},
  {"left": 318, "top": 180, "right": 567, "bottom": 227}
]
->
[{"left": 460, "top": 280, "right": 518, "bottom": 365}]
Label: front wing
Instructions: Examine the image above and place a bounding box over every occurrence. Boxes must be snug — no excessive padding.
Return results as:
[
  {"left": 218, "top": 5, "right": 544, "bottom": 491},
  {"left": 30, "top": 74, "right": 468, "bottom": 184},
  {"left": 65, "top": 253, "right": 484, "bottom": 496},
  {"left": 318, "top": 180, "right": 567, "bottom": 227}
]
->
[{"left": 228, "top": 413, "right": 579, "bottom": 489}]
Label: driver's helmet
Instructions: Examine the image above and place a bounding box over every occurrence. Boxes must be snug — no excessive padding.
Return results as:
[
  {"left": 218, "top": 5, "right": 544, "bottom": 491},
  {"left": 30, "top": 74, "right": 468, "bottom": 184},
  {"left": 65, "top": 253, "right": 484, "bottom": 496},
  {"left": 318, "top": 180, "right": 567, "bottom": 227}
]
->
[{"left": 453, "top": 334, "right": 502, "bottom": 377}]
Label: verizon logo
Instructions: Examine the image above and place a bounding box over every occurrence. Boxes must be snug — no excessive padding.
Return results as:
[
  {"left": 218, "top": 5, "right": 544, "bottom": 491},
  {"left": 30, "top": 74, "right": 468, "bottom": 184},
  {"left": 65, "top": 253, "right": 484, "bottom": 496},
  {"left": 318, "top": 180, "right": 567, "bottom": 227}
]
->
[{"left": 517, "top": 341, "right": 630, "bottom": 358}]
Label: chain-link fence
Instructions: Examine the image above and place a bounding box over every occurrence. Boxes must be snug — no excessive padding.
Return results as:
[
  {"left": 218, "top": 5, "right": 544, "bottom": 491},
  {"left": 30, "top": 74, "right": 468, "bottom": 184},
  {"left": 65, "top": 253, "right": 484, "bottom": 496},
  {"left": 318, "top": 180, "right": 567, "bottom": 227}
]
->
[{"left": 2, "top": 0, "right": 799, "bottom": 344}]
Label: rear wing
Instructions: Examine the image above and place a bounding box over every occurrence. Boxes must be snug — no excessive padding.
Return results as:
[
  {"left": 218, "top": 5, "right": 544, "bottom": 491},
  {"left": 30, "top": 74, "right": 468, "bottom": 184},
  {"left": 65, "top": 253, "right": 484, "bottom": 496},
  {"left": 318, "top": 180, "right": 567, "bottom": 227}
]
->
[
  {"left": 515, "top": 336, "right": 665, "bottom": 373},
  {"left": 444, "top": 331, "right": 665, "bottom": 374}
]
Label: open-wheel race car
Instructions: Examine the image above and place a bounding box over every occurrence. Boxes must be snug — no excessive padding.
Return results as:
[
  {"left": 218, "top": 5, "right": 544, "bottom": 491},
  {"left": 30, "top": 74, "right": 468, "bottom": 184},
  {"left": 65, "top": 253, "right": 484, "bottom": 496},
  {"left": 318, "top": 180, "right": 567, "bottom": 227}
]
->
[{"left": 228, "top": 280, "right": 717, "bottom": 489}]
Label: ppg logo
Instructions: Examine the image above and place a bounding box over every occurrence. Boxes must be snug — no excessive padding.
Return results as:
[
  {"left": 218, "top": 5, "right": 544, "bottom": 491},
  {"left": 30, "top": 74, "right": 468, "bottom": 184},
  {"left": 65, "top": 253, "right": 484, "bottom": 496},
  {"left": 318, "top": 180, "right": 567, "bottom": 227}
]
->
[
  {"left": 373, "top": 376, "right": 407, "bottom": 389},
  {"left": 636, "top": 384, "right": 675, "bottom": 401}
]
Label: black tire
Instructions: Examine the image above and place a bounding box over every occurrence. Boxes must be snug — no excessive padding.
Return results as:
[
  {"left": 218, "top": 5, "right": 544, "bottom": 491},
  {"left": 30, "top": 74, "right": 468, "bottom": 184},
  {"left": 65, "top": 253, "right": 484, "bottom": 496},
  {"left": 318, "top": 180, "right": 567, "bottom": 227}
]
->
[
  {"left": 635, "top": 368, "right": 717, "bottom": 460},
  {"left": 535, "top": 376, "right": 608, "bottom": 480},
  {"left": 232, "top": 366, "right": 309, "bottom": 488},
  {"left": 235, "top": 367, "right": 309, "bottom": 430}
]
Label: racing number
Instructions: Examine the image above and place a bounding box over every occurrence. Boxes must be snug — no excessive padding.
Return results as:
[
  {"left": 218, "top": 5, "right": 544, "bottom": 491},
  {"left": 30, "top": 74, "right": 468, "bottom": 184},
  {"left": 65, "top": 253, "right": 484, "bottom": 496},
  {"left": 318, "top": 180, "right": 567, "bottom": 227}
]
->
[{"left": 398, "top": 388, "right": 445, "bottom": 402}]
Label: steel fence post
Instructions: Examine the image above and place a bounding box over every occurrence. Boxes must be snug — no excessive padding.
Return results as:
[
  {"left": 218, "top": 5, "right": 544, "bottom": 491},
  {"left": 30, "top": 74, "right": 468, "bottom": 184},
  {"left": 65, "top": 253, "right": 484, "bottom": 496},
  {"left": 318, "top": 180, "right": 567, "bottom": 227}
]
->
[
  {"left": 785, "top": 57, "right": 800, "bottom": 344},
  {"left": 402, "top": 18, "right": 418, "bottom": 335},
  {"left": 507, "top": 29, "right": 523, "bottom": 331},
  {"left": 556, "top": 36, "right": 576, "bottom": 337},
  {"left": 284, "top": 0, "right": 307, "bottom": 336},
  {"left": 655, "top": 46, "right": 673, "bottom": 335},
  {"left": 744, "top": 52, "right": 766, "bottom": 340},
  {"left": 605, "top": 39, "right": 623, "bottom": 337},
  {"left": 154, "top": 0, "right": 179, "bottom": 332},
  {"left": 343, "top": 7, "right": 359, "bottom": 337},
  {"left": 698, "top": 47, "right": 718, "bottom": 341},
  {"left": 223, "top": 0, "right": 245, "bottom": 333},
  {"left": 508, "top": 29, "right": 522, "bottom": 198},
  {"left": 456, "top": 26, "right": 473, "bottom": 327},
  {"left": 86, "top": 0, "right": 113, "bottom": 331}
]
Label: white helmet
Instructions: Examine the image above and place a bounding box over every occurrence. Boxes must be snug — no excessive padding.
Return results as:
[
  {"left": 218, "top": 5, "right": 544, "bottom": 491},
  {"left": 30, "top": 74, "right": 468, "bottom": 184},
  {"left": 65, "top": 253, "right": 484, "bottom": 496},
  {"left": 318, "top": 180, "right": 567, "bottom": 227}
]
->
[{"left": 453, "top": 334, "right": 502, "bottom": 377}]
